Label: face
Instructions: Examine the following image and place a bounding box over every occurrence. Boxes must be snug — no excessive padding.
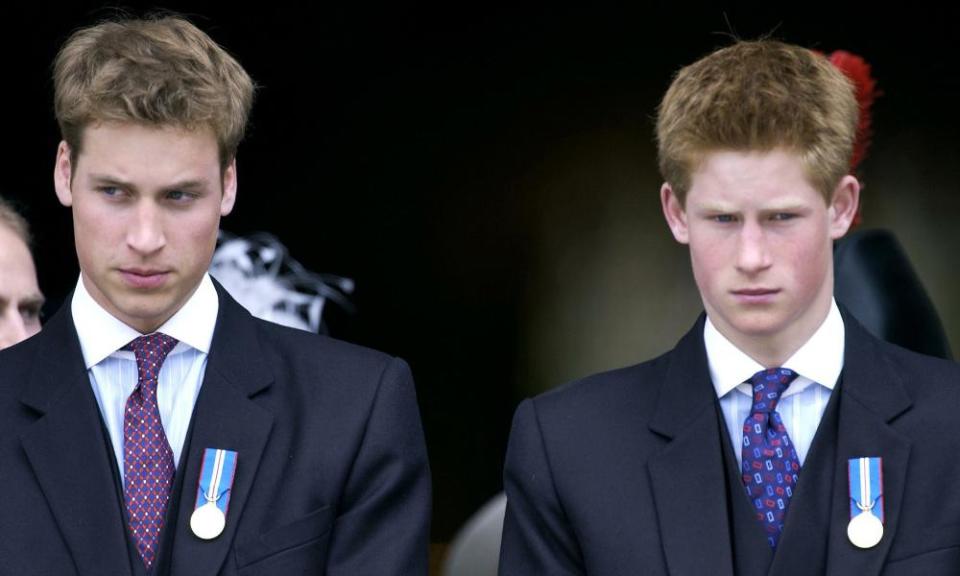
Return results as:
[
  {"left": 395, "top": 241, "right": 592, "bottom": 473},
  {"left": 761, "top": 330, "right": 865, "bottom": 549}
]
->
[
  {"left": 54, "top": 122, "right": 236, "bottom": 334},
  {"left": 0, "top": 224, "right": 43, "bottom": 349},
  {"left": 661, "top": 149, "right": 858, "bottom": 362}
]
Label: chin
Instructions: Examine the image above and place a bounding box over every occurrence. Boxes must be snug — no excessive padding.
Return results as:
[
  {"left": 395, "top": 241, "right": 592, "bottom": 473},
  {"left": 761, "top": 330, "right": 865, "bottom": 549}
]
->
[
  {"left": 726, "top": 312, "right": 789, "bottom": 339},
  {"left": 115, "top": 300, "right": 172, "bottom": 325}
]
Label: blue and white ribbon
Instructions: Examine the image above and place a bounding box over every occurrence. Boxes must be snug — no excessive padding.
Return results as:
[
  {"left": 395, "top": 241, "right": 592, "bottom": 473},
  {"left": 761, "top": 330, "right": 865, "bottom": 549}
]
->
[
  {"left": 848, "top": 456, "right": 883, "bottom": 522},
  {"left": 194, "top": 448, "right": 238, "bottom": 515}
]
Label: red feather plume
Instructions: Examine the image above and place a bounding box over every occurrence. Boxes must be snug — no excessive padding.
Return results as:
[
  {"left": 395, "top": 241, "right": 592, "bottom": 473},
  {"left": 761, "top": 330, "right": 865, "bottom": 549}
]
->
[{"left": 828, "top": 50, "right": 880, "bottom": 172}]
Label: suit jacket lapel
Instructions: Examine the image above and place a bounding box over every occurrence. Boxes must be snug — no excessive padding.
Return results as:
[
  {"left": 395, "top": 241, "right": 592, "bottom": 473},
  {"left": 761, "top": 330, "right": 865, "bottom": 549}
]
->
[
  {"left": 18, "top": 304, "right": 134, "bottom": 576},
  {"left": 648, "top": 316, "right": 735, "bottom": 576},
  {"left": 825, "top": 314, "right": 912, "bottom": 576},
  {"left": 169, "top": 286, "right": 275, "bottom": 576}
]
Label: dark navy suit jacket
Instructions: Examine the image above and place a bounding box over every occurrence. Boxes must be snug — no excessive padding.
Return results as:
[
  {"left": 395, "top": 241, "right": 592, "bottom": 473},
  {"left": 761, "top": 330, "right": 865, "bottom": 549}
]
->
[
  {"left": 500, "top": 312, "right": 960, "bottom": 575},
  {"left": 0, "top": 284, "right": 431, "bottom": 575}
]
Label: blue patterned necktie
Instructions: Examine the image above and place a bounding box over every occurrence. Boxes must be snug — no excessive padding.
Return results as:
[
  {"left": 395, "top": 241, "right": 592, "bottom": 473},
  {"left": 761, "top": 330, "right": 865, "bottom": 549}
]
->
[
  {"left": 741, "top": 367, "right": 801, "bottom": 549},
  {"left": 123, "top": 333, "right": 178, "bottom": 569}
]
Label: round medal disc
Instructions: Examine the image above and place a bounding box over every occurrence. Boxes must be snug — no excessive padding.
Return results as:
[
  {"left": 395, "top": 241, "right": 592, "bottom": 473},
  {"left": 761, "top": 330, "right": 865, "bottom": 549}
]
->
[
  {"left": 191, "top": 502, "right": 226, "bottom": 540},
  {"left": 847, "top": 511, "right": 883, "bottom": 549}
]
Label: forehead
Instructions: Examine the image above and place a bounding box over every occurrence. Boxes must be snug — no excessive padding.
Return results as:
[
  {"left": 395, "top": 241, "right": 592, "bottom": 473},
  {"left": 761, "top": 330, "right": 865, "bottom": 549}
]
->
[
  {"left": 0, "top": 224, "right": 38, "bottom": 293},
  {"left": 687, "top": 149, "right": 824, "bottom": 208},
  {"left": 75, "top": 122, "right": 221, "bottom": 182}
]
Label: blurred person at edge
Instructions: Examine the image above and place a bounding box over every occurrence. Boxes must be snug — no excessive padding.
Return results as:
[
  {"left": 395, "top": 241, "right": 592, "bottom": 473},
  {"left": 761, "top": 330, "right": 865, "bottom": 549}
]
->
[{"left": 0, "top": 197, "right": 43, "bottom": 349}]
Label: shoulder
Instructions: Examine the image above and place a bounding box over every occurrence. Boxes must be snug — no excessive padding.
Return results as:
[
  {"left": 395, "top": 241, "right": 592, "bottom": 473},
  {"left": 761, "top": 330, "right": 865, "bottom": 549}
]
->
[
  {"left": 873, "top": 337, "right": 960, "bottom": 401},
  {"left": 881, "top": 338, "right": 960, "bottom": 375},
  {"left": 843, "top": 317, "right": 960, "bottom": 418},
  {"left": 247, "top": 318, "right": 415, "bottom": 413},
  {"left": 212, "top": 276, "right": 399, "bottom": 370},
  {"left": 214, "top": 286, "right": 410, "bottom": 396},
  {"left": 0, "top": 330, "right": 44, "bottom": 366},
  {"left": 209, "top": 294, "right": 416, "bottom": 421},
  {"left": 517, "top": 349, "right": 675, "bottom": 440},
  {"left": 842, "top": 308, "right": 960, "bottom": 398},
  {"left": 253, "top": 317, "right": 400, "bottom": 378},
  {"left": 0, "top": 334, "right": 44, "bottom": 396}
]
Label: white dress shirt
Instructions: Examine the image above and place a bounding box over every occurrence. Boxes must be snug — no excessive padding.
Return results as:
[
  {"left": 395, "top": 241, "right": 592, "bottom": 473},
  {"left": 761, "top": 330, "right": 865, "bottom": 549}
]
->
[
  {"left": 71, "top": 273, "right": 218, "bottom": 485},
  {"left": 706, "top": 299, "right": 845, "bottom": 467}
]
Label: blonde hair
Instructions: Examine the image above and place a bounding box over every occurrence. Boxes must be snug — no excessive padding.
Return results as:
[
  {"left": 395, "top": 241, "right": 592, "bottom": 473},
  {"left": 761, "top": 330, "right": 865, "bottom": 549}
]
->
[
  {"left": 656, "top": 40, "right": 857, "bottom": 203},
  {"left": 54, "top": 15, "right": 255, "bottom": 169}
]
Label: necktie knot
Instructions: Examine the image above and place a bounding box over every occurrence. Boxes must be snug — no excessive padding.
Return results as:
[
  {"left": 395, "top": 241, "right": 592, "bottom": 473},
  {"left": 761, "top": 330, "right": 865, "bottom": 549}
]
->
[
  {"left": 748, "top": 367, "right": 797, "bottom": 414},
  {"left": 124, "top": 333, "right": 178, "bottom": 387}
]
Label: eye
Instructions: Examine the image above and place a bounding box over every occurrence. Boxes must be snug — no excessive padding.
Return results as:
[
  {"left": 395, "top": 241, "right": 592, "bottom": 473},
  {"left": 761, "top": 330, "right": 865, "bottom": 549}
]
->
[
  {"left": 20, "top": 304, "right": 42, "bottom": 322},
  {"left": 712, "top": 214, "right": 738, "bottom": 223},
  {"left": 770, "top": 212, "right": 797, "bottom": 221},
  {"left": 99, "top": 186, "right": 123, "bottom": 197},
  {"left": 166, "top": 189, "right": 198, "bottom": 202}
]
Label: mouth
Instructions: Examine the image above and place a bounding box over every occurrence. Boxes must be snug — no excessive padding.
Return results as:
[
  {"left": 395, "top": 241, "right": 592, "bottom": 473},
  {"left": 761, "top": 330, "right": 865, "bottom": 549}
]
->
[
  {"left": 119, "top": 268, "right": 171, "bottom": 289},
  {"left": 731, "top": 288, "right": 780, "bottom": 303}
]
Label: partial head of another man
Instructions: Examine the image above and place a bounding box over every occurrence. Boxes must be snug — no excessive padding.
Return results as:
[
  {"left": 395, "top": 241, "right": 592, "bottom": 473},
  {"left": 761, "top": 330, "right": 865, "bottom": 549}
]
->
[{"left": 0, "top": 198, "right": 43, "bottom": 349}]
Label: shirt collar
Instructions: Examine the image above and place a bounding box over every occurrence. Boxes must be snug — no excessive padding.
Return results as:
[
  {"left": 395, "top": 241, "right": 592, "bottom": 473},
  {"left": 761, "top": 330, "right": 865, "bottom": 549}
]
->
[
  {"left": 704, "top": 298, "right": 845, "bottom": 399},
  {"left": 71, "top": 273, "right": 219, "bottom": 368}
]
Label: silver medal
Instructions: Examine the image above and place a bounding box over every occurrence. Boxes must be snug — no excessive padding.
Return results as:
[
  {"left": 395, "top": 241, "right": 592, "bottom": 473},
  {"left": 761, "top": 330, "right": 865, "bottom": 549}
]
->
[
  {"left": 847, "top": 511, "right": 883, "bottom": 549},
  {"left": 190, "top": 501, "right": 226, "bottom": 540}
]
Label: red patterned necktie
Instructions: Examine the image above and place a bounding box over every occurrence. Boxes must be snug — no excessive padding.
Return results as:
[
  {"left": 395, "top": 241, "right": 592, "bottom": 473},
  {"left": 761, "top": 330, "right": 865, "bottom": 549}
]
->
[
  {"left": 123, "top": 333, "right": 178, "bottom": 569},
  {"left": 741, "top": 367, "right": 801, "bottom": 549}
]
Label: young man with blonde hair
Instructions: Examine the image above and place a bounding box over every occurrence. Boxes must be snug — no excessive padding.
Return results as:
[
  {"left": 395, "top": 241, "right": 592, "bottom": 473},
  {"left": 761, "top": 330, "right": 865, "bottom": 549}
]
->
[
  {"left": 0, "top": 197, "right": 43, "bottom": 349},
  {"left": 500, "top": 40, "right": 960, "bottom": 575},
  {"left": 0, "top": 16, "right": 430, "bottom": 575}
]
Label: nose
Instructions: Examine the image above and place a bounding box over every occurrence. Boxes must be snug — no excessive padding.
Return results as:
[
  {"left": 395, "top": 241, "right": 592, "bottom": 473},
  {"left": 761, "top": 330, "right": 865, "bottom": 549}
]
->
[
  {"left": 126, "top": 202, "right": 167, "bottom": 254},
  {"left": 0, "top": 309, "right": 28, "bottom": 350},
  {"left": 736, "top": 220, "right": 772, "bottom": 274}
]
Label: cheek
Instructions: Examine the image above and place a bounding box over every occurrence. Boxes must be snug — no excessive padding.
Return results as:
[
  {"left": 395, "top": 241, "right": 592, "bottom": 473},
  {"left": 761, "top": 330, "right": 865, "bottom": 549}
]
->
[
  {"left": 174, "top": 212, "right": 221, "bottom": 256},
  {"left": 71, "top": 208, "right": 107, "bottom": 261},
  {"left": 72, "top": 199, "right": 118, "bottom": 240},
  {"left": 783, "top": 233, "right": 832, "bottom": 293},
  {"left": 190, "top": 211, "right": 221, "bottom": 241},
  {"left": 687, "top": 237, "right": 728, "bottom": 291}
]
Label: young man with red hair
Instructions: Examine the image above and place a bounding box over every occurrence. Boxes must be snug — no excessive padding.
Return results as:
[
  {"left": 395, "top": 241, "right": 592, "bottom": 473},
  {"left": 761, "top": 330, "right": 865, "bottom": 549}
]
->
[{"left": 500, "top": 40, "right": 960, "bottom": 575}]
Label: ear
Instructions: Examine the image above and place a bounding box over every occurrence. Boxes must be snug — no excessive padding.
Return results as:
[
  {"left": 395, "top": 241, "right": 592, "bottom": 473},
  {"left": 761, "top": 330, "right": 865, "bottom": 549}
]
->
[
  {"left": 827, "top": 175, "right": 860, "bottom": 240},
  {"left": 220, "top": 158, "right": 237, "bottom": 216},
  {"left": 660, "top": 182, "right": 690, "bottom": 244},
  {"left": 53, "top": 141, "right": 74, "bottom": 207}
]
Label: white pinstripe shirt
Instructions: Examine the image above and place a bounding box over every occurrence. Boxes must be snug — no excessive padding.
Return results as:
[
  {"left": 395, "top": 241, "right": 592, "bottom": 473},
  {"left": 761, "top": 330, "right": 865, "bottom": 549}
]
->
[
  {"left": 706, "top": 299, "right": 844, "bottom": 467},
  {"left": 71, "top": 274, "right": 218, "bottom": 485}
]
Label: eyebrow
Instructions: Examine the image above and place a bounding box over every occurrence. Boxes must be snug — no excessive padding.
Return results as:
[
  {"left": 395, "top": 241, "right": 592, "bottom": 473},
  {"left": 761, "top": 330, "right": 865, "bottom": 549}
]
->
[
  {"left": 760, "top": 204, "right": 811, "bottom": 213},
  {"left": 693, "top": 202, "right": 810, "bottom": 213},
  {"left": 20, "top": 294, "right": 45, "bottom": 308},
  {"left": 691, "top": 203, "right": 737, "bottom": 214},
  {"left": 87, "top": 173, "right": 211, "bottom": 192},
  {"left": 0, "top": 293, "right": 44, "bottom": 309}
]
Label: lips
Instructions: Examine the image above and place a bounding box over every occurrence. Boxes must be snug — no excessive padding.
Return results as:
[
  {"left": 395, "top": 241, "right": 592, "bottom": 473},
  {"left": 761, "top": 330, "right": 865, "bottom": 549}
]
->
[
  {"left": 119, "top": 268, "right": 170, "bottom": 289},
  {"left": 733, "top": 288, "right": 779, "bottom": 296},
  {"left": 731, "top": 287, "right": 780, "bottom": 303}
]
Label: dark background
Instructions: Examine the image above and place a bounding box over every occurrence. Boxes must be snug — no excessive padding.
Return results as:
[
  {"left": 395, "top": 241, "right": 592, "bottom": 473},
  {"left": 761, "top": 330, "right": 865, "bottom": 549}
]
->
[{"left": 5, "top": 2, "right": 960, "bottom": 542}]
